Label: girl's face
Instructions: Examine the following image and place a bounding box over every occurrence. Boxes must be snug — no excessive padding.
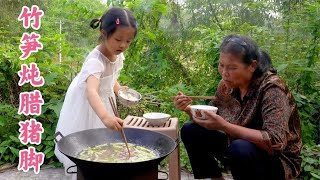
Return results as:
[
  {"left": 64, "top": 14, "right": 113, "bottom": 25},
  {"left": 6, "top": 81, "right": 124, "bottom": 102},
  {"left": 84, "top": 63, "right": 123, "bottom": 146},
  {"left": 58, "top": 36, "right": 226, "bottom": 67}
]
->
[
  {"left": 104, "top": 26, "right": 136, "bottom": 55},
  {"left": 218, "top": 53, "right": 257, "bottom": 89}
]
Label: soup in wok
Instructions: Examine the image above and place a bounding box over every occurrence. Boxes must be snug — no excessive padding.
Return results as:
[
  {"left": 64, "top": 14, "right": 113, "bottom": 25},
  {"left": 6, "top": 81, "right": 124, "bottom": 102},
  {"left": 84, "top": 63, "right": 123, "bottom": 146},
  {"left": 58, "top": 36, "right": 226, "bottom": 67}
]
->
[{"left": 78, "top": 142, "right": 159, "bottom": 163}]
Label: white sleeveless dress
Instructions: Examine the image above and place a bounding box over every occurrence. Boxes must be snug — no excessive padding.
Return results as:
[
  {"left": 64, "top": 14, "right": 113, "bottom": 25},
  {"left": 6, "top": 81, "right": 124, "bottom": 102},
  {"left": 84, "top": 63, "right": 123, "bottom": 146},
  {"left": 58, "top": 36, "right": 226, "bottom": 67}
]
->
[{"left": 54, "top": 47, "right": 124, "bottom": 177}]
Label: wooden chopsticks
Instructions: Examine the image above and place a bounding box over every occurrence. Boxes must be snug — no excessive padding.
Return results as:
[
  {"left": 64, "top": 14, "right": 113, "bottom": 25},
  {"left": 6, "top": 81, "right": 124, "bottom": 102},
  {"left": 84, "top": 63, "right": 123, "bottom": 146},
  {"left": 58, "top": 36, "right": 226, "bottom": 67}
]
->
[
  {"left": 108, "top": 97, "right": 131, "bottom": 158},
  {"left": 109, "top": 96, "right": 119, "bottom": 117},
  {"left": 170, "top": 96, "right": 215, "bottom": 100}
]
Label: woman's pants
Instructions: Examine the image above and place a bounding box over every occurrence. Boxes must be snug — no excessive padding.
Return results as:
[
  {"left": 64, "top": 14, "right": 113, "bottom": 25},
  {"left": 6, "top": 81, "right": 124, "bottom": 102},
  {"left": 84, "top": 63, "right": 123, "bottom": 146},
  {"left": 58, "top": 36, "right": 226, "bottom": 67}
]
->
[{"left": 181, "top": 122, "right": 285, "bottom": 180}]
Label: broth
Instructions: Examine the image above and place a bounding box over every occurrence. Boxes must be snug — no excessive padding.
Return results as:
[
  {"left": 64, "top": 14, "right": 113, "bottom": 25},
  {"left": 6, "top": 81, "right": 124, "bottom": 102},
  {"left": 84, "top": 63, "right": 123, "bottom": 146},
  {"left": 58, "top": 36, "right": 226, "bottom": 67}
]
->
[
  {"left": 119, "top": 91, "right": 138, "bottom": 101},
  {"left": 78, "top": 143, "right": 158, "bottom": 163}
]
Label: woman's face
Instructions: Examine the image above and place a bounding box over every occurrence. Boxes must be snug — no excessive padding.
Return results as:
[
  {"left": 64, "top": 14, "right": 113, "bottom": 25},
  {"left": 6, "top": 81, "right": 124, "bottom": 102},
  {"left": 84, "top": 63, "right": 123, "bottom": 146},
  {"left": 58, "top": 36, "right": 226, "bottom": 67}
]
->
[
  {"left": 104, "top": 26, "right": 136, "bottom": 55},
  {"left": 218, "top": 53, "right": 256, "bottom": 89}
]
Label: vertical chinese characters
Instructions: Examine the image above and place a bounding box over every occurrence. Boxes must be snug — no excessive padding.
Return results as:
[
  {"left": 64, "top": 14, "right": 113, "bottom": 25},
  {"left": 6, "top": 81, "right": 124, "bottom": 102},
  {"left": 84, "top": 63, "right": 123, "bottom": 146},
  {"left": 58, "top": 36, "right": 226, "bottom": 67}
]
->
[
  {"left": 18, "top": 147, "right": 45, "bottom": 174},
  {"left": 19, "top": 119, "right": 44, "bottom": 145},
  {"left": 18, "top": 5, "right": 44, "bottom": 30},
  {"left": 18, "top": 5, "right": 44, "bottom": 60},
  {"left": 17, "top": 5, "right": 45, "bottom": 174},
  {"left": 18, "top": 90, "right": 44, "bottom": 116},
  {"left": 18, "top": 63, "right": 44, "bottom": 87},
  {"left": 19, "top": 32, "right": 43, "bottom": 60}
]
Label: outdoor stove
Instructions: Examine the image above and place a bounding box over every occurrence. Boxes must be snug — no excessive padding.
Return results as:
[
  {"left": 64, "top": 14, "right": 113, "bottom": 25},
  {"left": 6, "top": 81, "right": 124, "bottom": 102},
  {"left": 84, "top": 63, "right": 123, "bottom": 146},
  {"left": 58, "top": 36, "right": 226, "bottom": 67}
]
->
[
  {"left": 123, "top": 116, "right": 181, "bottom": 180},
  {"left": 76, "top": 165, "right": 158, "bottom": 180}
]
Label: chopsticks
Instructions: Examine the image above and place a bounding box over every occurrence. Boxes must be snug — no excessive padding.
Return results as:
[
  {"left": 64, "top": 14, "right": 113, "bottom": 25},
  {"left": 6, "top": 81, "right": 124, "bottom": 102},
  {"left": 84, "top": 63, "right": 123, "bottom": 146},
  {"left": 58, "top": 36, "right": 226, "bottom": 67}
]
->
[
  {"left": 170, "top": 96, "right": 215, "bottom": 100},
  {"left": 108, "top": 97, "right": 131, "bottom": 158}
]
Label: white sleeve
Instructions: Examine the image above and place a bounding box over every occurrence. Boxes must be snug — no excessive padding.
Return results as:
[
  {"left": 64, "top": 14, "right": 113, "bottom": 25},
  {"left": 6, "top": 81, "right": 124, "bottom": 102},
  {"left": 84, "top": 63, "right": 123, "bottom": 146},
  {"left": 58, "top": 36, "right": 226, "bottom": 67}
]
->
[
  {"left": 114, "top": 53, "right": 125, "bottom": 80},
  {"left": 77, "top": 58, "right": 104, "bottom": 84},
  {"left": 120, "top": 53, "right": 125, "bottom": 61}
]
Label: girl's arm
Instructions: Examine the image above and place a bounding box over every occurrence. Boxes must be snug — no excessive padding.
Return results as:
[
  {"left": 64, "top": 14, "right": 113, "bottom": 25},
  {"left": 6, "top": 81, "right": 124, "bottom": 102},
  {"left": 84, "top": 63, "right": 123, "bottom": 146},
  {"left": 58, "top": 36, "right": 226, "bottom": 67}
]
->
[
  {"left": 86, "top": 75, "right": 123, "bottom": 130},
  {"left": 114, "top": 81, "right": 121, "bottom": 95}
]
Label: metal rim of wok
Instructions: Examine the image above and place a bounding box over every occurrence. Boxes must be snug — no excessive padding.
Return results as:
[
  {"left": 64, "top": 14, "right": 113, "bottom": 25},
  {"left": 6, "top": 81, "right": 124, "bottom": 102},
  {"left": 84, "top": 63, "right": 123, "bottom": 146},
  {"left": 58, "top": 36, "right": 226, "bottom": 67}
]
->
[{"left": 54, "top": 127, "right": 178, "bottom": 174}]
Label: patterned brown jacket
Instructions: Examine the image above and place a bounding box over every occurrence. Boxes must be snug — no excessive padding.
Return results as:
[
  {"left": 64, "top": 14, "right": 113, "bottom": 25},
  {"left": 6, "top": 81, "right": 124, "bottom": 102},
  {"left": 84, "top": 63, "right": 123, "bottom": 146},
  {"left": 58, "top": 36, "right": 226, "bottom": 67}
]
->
[{"left": 210, "top": 71, "right": 302, "bottom": 179}]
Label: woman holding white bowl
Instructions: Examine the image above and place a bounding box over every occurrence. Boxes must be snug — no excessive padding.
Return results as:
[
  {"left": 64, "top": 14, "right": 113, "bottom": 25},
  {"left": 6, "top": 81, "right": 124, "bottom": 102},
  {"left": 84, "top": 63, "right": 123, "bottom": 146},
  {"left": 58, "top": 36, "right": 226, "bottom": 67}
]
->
[{"left": 173, "top": 35, "right": 302, "bottom": 180}]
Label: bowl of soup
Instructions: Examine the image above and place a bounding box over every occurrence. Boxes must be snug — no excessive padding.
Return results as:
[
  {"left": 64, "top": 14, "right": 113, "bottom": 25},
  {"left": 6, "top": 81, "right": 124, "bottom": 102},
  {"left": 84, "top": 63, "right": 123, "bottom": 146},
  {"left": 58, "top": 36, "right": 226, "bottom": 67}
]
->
[
  {"left": 118, "top": 88, "right": 141, "bottom": 107},
  {"left": 143, "top": 112, "right": 171, "bottom": 126},
  {"left": 190, "top": 105, "right": 218, "bottom": 120}
]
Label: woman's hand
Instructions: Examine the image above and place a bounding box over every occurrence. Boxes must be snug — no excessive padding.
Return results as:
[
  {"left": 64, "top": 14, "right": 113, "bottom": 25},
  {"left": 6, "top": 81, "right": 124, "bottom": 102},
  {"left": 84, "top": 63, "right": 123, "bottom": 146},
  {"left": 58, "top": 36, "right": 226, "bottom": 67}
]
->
[
  {"left": 193, "top": 110, "right": 229, "bottom": 131},
  {"left": 195, "top": 110, "right": 272, "bottom": 153},
  {"left": 102, "top": 116, "right": 124, "bottom": 131},
  {"left": 173, "top": 92, "right": 192, "bottom": 112}
]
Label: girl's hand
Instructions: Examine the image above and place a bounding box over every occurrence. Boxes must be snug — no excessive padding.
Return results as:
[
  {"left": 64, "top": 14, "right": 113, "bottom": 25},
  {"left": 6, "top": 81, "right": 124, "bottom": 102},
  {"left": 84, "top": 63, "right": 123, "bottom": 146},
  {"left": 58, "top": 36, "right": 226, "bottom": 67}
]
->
[
  {"left": 116, "top": 86, "right": 129, "bottom": 96},
  {"left": 102, "top": 116, "right": 124, "bottom": 131},
  {"left": 173, "top": 92, "right": 192, "bottom": 112},
  {"left": 193, "top": 110, "right": 229, "bottom": 131},
  {"left": 114, "top": 81, "right": 128, "bottom": 95},
  {"left": 120, "top": 86, "right": 129, "bottom": 91}
]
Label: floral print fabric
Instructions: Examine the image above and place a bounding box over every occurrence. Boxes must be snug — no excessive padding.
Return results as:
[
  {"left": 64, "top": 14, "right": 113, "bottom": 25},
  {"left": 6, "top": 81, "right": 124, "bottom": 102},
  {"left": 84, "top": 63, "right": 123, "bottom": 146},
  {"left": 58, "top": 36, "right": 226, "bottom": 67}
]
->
[{"left": 210, "top": 71, "right": 302, "bottom": 179}]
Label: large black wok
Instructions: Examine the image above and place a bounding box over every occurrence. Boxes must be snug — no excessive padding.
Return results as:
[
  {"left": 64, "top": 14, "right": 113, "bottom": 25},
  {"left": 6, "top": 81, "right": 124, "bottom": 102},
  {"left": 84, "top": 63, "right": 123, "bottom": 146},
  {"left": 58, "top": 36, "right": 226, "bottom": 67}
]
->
[{"left": 54, "top": 128, "right": 177, "bottom": 180}]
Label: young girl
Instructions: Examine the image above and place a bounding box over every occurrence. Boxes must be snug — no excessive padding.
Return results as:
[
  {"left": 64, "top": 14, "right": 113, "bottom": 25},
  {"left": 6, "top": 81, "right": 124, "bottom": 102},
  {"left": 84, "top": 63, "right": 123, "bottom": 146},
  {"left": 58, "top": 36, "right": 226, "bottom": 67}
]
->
[{"left": 54, "top": 7, "right": 138, "bottom": 174}]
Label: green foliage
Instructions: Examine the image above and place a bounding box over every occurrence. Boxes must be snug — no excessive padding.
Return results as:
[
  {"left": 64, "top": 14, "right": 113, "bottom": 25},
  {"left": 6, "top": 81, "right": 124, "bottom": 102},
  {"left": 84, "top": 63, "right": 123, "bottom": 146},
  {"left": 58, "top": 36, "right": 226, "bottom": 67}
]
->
[
  {"left": 300, "top": 145, "right": 320, "bottom": 180},
  {"left": 0, "top": 0, "right": 87, "bottom": 167},
  {"left": 294, "top": 92, "right": 320, "bottom": 145}
]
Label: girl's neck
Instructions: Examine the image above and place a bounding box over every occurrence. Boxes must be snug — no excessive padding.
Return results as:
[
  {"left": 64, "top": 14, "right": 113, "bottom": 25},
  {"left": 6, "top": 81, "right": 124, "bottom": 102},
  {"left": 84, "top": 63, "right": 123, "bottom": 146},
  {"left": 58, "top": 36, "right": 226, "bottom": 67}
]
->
[{"left": 98, "top": 44, "right": 117, "bottom": 62}]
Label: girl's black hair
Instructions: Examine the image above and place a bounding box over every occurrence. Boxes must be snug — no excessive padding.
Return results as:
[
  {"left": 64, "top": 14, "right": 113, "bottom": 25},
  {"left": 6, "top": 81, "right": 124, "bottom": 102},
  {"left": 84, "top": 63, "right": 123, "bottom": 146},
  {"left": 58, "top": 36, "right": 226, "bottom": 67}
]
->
[
  {"left": 220, "top": 34, "right": 277, "bottom": 78},
  {"left": 90, "top": 7, "right": 138, "bottom": 40}
]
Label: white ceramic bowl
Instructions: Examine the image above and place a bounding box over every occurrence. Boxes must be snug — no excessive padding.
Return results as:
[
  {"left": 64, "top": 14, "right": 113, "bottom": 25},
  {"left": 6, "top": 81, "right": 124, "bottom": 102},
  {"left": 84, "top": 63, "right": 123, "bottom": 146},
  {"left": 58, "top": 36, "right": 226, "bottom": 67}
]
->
[
  {"left": 118, "top": 88, "right": 142, "bottom": 107},
  {"left": 190, "top": 105, "right": 218, "bottom": 120},
  {"left": 143, "top": 112, "right": 171, "bottom": 126}
]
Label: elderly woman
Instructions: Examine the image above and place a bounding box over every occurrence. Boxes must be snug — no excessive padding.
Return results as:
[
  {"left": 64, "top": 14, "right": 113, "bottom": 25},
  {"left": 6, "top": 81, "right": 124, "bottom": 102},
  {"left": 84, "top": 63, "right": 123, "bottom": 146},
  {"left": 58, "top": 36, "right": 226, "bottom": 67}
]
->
[{"left": 173, "top": 35, "right": 302, "bottom": 180}]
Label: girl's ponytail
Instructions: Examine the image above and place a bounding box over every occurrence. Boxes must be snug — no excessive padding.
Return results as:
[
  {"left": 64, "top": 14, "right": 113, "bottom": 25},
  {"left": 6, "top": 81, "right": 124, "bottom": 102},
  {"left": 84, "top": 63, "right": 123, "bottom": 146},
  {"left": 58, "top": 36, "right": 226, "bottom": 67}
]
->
[
  {"left": 90, "top": 7, "right": 138, "bottom": 41},
  {"left": 90, "top": 18, "right": 101, "bottom": 29}
]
